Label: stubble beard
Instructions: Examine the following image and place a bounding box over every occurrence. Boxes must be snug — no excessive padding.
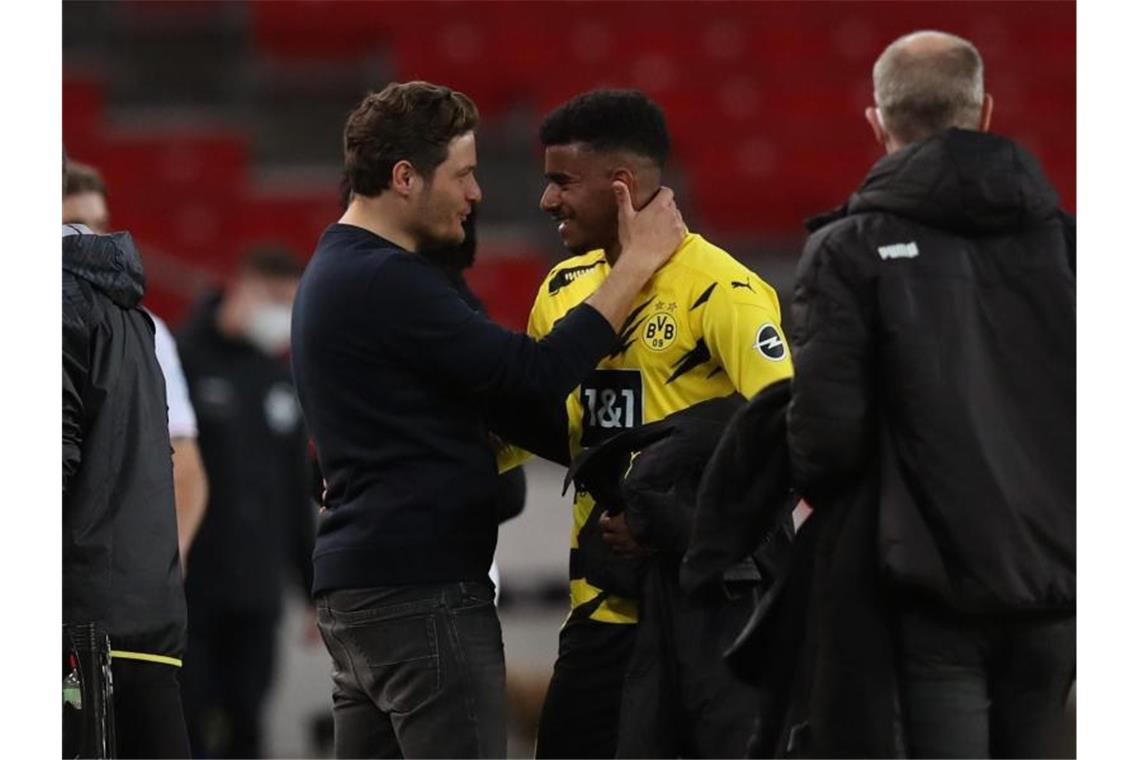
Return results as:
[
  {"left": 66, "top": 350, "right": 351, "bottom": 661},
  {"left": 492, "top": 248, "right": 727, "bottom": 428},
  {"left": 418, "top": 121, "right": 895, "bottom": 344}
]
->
[{"left": 412, "top": 192, "right": 463, "bottom": 253}]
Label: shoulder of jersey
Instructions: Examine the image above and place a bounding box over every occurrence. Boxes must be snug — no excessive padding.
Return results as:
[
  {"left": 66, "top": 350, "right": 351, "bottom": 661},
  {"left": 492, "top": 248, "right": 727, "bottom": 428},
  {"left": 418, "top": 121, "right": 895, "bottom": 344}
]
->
[
  {"left": 672, "top": 234, "right": 779, "bottom": 306},
  {"left": 542, "top": 250, "right": 608, "bottom": 299}
]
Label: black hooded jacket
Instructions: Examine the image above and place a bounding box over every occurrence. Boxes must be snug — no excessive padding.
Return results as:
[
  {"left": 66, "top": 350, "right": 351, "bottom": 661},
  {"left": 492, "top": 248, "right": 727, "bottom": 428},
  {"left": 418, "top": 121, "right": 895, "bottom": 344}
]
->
[
  {"left": 788, "top": 129, "right": 1075, "bottom": 615},
  {"left": 63, "top": 225, "right": 187, "bottom": 659}
]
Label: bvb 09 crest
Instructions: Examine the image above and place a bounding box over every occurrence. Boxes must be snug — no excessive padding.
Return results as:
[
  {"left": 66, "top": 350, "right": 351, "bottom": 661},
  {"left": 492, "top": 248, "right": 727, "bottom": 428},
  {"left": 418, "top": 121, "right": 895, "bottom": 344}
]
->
[{"left": 641, "top": 303, "right": 679, "bottom": 352}]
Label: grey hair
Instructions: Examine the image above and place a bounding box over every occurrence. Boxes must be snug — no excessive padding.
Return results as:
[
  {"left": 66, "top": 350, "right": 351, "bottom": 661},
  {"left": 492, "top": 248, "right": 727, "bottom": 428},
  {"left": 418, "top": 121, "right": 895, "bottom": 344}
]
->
[{"left": 872, "top": 30, "right": 985, "bottom": 144}]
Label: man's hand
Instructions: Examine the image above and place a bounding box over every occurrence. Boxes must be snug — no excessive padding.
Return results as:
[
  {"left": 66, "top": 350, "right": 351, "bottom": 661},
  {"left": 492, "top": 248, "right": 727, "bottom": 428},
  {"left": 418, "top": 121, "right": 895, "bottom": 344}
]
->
[
  {"left": 600, "top": 511, "right": 650, "bottom": 559},
  {"left": 584, "top": 183, "right": 686, "bottom": 333},
  {"left": 613, "top": 182, "right": 686, "bottom": 276}
]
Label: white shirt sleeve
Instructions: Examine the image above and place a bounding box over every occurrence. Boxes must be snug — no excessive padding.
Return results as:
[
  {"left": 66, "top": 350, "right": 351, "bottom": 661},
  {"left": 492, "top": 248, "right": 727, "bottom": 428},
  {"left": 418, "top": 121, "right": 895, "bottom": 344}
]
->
[{"left": 149, "top": 311, "right": 198, "bottom": 439}]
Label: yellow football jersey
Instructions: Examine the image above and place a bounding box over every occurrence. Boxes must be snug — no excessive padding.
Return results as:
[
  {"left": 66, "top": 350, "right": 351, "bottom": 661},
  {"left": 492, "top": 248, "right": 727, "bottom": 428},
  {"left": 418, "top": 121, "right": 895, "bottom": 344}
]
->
[{"left": 506, "top": 232, "right": 793, "bottom": 624}]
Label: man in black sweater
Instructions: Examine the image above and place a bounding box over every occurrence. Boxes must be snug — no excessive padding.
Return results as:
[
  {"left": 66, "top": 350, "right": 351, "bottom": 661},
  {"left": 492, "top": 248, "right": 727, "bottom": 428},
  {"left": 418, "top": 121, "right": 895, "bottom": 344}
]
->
[
  {"left": 786, "top": 31, "right": 1075, "bottom": 757},
  {"left": 290, "top": 81, "right": 685, "bottom": 758}
]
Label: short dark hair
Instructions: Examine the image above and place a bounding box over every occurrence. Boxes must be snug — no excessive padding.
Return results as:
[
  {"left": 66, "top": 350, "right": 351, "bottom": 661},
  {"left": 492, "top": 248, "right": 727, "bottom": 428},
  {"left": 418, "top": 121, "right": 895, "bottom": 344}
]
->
[
  {"left": 343, "top": 81, "right": 479, "bottom": 197},
  {"left": 240, "top": 246, "right": 304, "bottom": 279},
  {"left": 63, "top": 160, "right": 107, "bottom": 199},
  {"left": 539, "top": 89, "right": 670, "bottom": 168}
]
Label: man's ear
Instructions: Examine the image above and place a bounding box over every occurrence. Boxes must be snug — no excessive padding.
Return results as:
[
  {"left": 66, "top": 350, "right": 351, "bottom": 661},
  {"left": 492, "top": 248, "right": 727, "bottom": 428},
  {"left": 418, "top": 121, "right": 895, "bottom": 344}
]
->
[
  {"left": 979, "top": 93, "right": 994, "bottom": 133},
  {"left": 865, "top": 106, "right": 888, "bottom": 147},
  {"left": 391, "top": 160, "right": 418, "bottom": 198},
  {"left": 611, "top": 167, "right": 640, "bottom": 209}
]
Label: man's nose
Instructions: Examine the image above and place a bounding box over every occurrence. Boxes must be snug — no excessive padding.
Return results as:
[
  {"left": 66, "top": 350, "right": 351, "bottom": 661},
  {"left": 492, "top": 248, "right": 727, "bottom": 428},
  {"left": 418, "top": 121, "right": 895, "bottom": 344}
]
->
[{"left": 540, "top": 184, "right": 558, "bottom": 212}]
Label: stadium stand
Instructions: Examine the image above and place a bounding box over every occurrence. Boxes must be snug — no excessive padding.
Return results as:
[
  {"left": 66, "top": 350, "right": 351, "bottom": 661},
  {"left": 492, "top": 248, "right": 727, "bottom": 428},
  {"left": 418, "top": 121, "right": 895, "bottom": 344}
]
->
[{"left": 64, "top": 0, "right": 1074, "bottom": 327}]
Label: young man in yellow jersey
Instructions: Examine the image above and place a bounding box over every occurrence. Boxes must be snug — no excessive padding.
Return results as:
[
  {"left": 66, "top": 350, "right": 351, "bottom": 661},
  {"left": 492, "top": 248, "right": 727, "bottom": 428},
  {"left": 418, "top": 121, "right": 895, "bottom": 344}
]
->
[{"left": 506, "top": 90, "right": 795, "bottom": 758}]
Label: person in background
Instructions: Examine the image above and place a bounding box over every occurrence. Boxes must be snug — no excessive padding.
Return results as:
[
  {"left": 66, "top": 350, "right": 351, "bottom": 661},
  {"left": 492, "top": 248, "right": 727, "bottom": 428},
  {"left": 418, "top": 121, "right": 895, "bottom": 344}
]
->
[
  {"left": 63, "top": 153, "right": 191, "bottom": 758},
  {"left": 63, "top": 160, "right": 208, "bottom": 571},
  {"left": 785, "top": 30, "right": 1075, "bottom": 758},
  {"left": 176, "top": 248, "right": 316, "bottom": 759}
]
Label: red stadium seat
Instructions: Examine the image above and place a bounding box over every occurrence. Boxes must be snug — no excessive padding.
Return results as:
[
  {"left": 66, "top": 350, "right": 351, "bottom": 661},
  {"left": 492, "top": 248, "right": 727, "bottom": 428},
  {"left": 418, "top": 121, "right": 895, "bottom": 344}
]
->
[
  {"left": 463, "top": 250, "right": 550, "bottom": 331},
  {"left": 92, "top": 130, "right": 250, "bottom": 202},
  {"left": 222, "top": 194, "right": 342, "bottom": 265},
  {"left": 65, "top": 0, "right": 1076, "bottom": 276},
  {"left": 63, "top": 74, "right": 107, "bottom": 156},
  {"left": 250, "top": 0, "right": 394, "bottom": 60}
]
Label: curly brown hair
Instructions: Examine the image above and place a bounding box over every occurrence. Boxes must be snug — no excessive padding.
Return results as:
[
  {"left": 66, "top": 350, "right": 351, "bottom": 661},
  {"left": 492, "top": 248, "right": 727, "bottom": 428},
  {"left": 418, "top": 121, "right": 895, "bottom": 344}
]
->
[{"left": 343, "top": 81, "right": 479, "bottom": 198}]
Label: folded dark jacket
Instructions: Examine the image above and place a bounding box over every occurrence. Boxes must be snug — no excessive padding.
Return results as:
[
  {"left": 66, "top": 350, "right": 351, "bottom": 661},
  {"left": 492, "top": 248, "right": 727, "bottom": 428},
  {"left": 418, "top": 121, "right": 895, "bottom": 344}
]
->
[{"left": 681, "top": 378, "right": 795, "bottom": 595}]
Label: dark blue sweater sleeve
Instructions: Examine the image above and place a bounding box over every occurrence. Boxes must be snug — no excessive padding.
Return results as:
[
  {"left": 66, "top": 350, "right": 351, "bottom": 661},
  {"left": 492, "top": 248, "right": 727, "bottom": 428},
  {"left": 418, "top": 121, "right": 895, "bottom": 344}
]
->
[{"left": 377, "top": 255, "right": 615, "bottom": 402}]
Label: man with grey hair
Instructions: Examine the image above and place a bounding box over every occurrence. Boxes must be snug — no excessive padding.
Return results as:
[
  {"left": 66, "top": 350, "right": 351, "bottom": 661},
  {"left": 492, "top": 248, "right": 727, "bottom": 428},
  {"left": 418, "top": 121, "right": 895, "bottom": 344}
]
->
[
  {"left": 867, "top": 30, "right": 991, "bottom": 148},
  {"left": 782, "top": 30, "right": 1075, "bottom": 758}
]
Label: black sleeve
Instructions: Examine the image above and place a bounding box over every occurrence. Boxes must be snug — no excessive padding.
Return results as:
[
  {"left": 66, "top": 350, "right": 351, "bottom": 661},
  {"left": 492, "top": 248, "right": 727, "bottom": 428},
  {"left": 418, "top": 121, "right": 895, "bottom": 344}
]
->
[
  {"left": 485, "top": 396, "right": 572, "bottom": 466},
  {"left": 379, "top": 256, "right": 615, "bottom": 404},
  {"left": 62, "top": 280, "right": 90, "bottom": 494},
  {"left": 786, "top": 229, "right": 875, "bottom": 502},
  {"left": 624, "top": 480, "right": 695, "bottom": 559},
  {"left": 492, "top": 467, "right": 527, "bottom": 524}
]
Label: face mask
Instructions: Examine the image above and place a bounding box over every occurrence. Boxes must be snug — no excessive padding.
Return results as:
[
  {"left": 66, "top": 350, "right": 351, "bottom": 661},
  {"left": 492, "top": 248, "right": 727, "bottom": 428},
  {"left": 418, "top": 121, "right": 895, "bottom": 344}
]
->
[{"left": 245, "top": 302, "right": 292, "bottom": 356}]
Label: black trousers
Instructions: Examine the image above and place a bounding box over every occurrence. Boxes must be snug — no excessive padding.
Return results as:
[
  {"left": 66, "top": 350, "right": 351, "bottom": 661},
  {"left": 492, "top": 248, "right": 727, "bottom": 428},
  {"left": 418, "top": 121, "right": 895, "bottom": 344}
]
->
[
  {"left": 181, "top": 606, "right": 279, "bottom": 759},
  {"left": 896, "top": 603, "right": 1076, "bottom": 759},
  {"left": 535, "top": 621, "right": 638, "bottom": 759},
  {"left": 316, "top": 580, "right": 507, "bottom": 759},
  {"left": 112, "top": 658, "right": 191, "bottom": 759}
]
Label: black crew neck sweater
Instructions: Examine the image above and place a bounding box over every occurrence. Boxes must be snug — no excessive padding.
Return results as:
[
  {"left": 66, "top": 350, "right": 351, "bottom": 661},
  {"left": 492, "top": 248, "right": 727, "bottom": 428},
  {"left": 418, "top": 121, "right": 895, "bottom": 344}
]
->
[{"left": 291, "top": 224, "right": 615, "bottom": 592}]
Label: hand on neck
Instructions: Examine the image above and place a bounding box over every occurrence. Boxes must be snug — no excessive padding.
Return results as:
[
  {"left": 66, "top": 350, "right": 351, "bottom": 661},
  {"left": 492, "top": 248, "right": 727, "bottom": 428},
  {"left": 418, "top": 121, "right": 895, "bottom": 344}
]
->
[{"left": 604, "top": 182, "right": 664, "bottom": 265}]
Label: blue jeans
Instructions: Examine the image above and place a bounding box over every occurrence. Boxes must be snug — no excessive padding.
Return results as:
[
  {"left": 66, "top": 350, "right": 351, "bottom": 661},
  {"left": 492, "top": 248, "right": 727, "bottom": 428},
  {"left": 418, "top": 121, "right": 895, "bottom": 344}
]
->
[{"left": 315, "top": 581, "right": 506, "bottom": 759}]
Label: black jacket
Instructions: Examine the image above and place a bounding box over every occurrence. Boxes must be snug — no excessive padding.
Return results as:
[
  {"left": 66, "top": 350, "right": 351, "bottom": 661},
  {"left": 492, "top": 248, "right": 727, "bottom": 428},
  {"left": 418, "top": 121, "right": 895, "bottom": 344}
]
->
[
  {"left": 681, "top": 379, "right": 796, "bottom": 596},
  {"left": 779, "top": 129, "right": 1076, "bottom": 757},
  {"left": 567, "top": 397, "right": 764, "bottom": 758},
  {"left": 789, "top": 129, "right": 1075, "bottom": 614},
  {"left": 178, "top": 293, "right": 314, "bottom": 615},
  {"left": 63, "top": 225, "right": 186, "bottom": 659},
  {"left": 678, "top": 381, "right": 802, "bottom": 757}
]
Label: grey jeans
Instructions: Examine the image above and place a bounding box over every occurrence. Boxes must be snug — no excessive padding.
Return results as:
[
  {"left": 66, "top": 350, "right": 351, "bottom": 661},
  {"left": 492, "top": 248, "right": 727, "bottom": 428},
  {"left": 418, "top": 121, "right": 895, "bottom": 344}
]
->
[
  {"left": 315, "top": 580, "right": 506, "bottom": 759},
  {"left": 896, "top": 604, "right": 1076, "bottom": 759}
]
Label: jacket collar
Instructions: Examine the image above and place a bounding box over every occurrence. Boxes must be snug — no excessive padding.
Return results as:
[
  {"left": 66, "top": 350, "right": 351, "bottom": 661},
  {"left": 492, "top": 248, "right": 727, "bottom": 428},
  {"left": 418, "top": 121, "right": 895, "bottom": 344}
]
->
[{"left": 62, "top": 226, "right": 146, "bottom": 308}]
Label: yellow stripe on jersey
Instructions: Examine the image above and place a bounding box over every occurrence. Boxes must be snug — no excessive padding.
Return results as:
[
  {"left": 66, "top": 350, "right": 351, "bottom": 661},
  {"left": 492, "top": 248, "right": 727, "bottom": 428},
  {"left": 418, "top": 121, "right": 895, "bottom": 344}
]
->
[
  {"left": 569, "top": 578, "right": 639, "bottom": 624},
  {"left": 496, "top": 443, "right": 531, "bottom": 474},
  {"left": 527, "top": 233, "right": 794, "bottom": 625}
]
